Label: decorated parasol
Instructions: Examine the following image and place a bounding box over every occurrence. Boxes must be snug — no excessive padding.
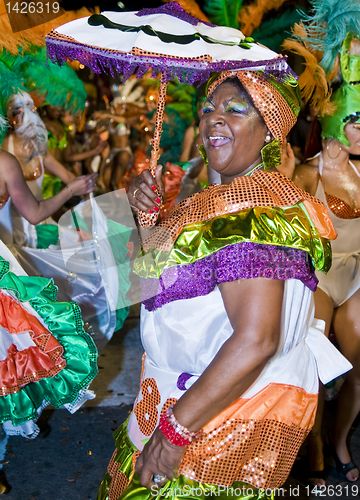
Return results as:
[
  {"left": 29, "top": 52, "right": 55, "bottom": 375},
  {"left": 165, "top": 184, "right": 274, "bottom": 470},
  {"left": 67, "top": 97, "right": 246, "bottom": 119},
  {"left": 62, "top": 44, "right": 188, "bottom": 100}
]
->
[{"left": 46, "top": 1, "right": 296, "bottom": 227}]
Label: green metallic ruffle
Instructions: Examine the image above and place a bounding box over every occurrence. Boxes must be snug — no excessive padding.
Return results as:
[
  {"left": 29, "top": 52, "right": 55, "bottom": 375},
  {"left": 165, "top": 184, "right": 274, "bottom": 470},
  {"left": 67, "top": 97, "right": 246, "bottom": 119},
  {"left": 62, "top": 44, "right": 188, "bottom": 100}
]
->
[
  {"left": 0, "top": 256, "right": 98, "bottom": 426},
  {"left": 134, "top": 203, "right": 332, "bottom": 279},
  {"left": 97, "top": 421, "right": 274, "bottom": 500}
]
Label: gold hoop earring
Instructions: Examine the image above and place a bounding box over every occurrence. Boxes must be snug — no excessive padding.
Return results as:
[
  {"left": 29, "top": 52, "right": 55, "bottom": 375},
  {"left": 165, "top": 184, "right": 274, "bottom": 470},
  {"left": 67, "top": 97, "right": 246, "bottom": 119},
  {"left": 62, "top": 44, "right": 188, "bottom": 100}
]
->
[{"left": 326, "top": 139, "right": 342, "bottom": 160}]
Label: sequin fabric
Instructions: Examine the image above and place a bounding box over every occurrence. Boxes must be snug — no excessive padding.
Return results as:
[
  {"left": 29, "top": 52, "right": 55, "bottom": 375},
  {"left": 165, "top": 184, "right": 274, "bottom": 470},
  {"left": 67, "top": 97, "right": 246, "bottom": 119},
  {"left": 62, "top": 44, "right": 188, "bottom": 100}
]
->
[
  {"left": 141, "top": 170, "right": 326, "bottom": 252},
  {"left": 136, "top": 76, "right": 167, "bottom": 229},
  {"left": 207, "top": 71, "right": 299, "bottom": 145},
  {"left": 141, "top": 242, "right": 317, "bottom": 311},
  {"left": 136, "top": 2, "right": 216, "bottom": 27},
  {"left": 325, "top": 193, "right": 360, "bottom": 219},
  {"left": 179, "top": 416, "right": 309, "bottom": 489},
  {"left": 23, "top": 163, "right": 42, "bottom": 182}
]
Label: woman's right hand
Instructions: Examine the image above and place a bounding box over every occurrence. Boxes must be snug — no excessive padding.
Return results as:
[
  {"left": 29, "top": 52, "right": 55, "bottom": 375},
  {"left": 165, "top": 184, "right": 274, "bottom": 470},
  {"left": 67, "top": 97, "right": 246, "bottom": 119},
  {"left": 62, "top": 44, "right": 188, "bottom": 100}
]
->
[
  {"left": 276, "top": 141, "right": 296, "bottom": 179},
  {"left": 67, "top": 173, "right": 98, "bottom": 196},
  {"left": 127, "top": 165, "right": 164, "bottom": 214},
  {"left": 135, "top": 428, "right": 185, "bottom": 489}
]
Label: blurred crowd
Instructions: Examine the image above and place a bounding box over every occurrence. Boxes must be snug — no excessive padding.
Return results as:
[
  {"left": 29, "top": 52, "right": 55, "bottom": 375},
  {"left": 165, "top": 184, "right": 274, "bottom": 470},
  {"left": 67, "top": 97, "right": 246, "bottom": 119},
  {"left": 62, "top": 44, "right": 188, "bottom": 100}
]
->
[{"left": 35, "top": 70, "right": 212, "bottom": 220}]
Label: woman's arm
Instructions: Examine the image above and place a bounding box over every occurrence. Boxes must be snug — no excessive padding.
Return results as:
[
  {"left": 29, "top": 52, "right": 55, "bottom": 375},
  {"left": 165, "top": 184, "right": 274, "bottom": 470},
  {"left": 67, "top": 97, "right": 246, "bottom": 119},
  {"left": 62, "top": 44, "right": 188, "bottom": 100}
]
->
[
  {"left": 43, "top": 151, "right": 76, "bottom": 184},
  {"left": 93, "top": 111, "right": 127, "bottom": 123},
  {"left": 2, "top": 151, "right": 97, "bottom": 225},
  {"left": 63, "top": 141, "right": 108, "bottom": 163},
  {"left": 136, "top": 277, "right": 284, "bottom": 487},
  {"left": 174, "top": 278, "right": 283, "bottom": 429}
]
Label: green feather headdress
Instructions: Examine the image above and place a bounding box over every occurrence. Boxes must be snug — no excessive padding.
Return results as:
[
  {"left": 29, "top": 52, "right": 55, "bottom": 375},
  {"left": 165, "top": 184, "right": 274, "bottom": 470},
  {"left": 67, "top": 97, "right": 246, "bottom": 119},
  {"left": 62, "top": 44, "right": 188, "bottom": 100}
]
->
[
  {"left": 252, "top": 8, "right": 304, "bottom": 53},
  {"left": 20, "top": 47, "right": 87, "bottom": 113},
  {"left": 0, "top": 50, "right": 26, "bottom": 145},
  {"left": 284, "top": 0, "right": 360, "bottom": 145},
  {"left": 298, "top": 0, "right": 360, "bottom": 74}
]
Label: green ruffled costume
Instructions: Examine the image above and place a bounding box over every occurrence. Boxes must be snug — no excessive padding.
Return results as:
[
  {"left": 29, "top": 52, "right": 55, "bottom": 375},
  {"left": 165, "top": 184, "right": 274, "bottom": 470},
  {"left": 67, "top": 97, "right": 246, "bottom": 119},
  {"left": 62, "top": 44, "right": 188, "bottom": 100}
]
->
[{"left": 0, "top": 255, "right": 98, "bottom": 434}]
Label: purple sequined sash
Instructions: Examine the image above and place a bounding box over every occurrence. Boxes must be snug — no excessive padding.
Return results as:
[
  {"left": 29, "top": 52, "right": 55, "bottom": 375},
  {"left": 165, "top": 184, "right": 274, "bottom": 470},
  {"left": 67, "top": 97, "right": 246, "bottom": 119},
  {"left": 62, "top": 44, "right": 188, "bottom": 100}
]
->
[{"left": 141, "top": 242, "right": 317, "bottom": 311}]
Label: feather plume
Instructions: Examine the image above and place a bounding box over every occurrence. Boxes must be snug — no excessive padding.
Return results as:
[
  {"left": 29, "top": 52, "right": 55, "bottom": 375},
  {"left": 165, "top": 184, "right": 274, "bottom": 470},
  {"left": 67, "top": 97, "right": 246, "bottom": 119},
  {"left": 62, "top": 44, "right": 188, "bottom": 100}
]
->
[
  {"left": 300, "top": 0, "right": 360, "bottom": 73},
  {"left": 282, "top": 22, "right": 335, "bottom": 117},
  {"left": 0, "top": 50, "right": 26, "bottom": 143},
  {"left": 203, "top": 0, "right": 243, "bottom": 29},
  {"left": 0, "top": 2, "right": 99, "bottom": 54},
  {"left": 252, "top": 8, "right": 302, "bottom": 53},
  {"left": 162, "top": 0, "right": 211, "bottom": 24},
  {"left": 21, "top": 47, "right": 87, "bottom": 113},
  {"left": 167, "top": 80, "right": 195, "bottom": 126},
  {"left": 238, "top": 0, "right": 288, "bottom": 36}
]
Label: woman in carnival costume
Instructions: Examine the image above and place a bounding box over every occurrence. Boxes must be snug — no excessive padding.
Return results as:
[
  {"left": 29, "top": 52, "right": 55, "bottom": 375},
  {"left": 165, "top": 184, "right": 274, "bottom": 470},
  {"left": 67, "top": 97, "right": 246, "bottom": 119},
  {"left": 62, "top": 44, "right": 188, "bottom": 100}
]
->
[
  {"left": 0, "top": 53, "right": 131, "bottom": 348},
  {"left": 96, "top": 30, "right": 351, "bottom": 500},
  {"left": 0, "top": 47, "right": 91, "bottom": 249},
  {"left": 280, "top": 0, "right": 360, "bottom": 486},
  {"left": 0, "top": 66, "right": 99, "bottom": 492}
]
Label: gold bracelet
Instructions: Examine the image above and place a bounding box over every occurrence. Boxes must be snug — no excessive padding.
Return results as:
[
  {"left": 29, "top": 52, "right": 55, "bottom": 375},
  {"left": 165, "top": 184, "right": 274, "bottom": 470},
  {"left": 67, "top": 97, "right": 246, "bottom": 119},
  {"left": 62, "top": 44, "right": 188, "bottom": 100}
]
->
[{"left": 66, "top": 185, "right": 74, "bottom": 197}]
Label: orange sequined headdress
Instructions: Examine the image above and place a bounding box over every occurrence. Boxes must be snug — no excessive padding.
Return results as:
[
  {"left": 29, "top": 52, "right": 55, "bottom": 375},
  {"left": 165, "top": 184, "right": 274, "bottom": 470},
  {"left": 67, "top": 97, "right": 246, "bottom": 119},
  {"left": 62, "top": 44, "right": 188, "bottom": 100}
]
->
[{"left": 206, "top": 69, "right": 301, "bottom": 145}]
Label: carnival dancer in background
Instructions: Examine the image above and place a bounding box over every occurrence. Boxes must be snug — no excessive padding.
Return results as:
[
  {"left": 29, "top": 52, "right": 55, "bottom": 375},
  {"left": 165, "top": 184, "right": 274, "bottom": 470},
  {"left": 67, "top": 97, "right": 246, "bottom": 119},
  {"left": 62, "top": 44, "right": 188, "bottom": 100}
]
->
[
  {"left": 279, "top": 2, "right": 360, "bottom": 486},
  {"left": 0, "top": 51, "right": 130, "bottom": 349}
]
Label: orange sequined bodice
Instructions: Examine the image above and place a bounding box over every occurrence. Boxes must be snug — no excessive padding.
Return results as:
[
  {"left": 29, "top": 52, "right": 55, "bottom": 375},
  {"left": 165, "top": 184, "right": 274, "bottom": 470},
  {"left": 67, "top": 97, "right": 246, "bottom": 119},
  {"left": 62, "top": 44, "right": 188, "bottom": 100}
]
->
[
  {"left": 22, "top": 161, "right": 42, "bottom": 182},
  {"left": 325, "top": 193, "right": 360, "bottom": 219}
]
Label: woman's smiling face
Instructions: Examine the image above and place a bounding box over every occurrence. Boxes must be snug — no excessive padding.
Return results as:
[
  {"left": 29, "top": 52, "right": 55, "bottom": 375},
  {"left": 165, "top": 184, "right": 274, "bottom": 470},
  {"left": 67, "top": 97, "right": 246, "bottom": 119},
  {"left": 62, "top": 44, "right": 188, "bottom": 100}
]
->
[{"left": 199, "top": 79, "right": 268, "bottom": 183}]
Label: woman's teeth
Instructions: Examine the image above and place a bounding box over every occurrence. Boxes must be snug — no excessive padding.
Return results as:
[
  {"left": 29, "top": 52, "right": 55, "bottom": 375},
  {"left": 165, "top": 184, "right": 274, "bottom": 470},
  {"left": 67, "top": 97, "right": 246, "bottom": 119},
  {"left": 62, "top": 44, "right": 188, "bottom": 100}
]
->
[{"left": 209, "top": 136, "right": 230, "bottom": 147}]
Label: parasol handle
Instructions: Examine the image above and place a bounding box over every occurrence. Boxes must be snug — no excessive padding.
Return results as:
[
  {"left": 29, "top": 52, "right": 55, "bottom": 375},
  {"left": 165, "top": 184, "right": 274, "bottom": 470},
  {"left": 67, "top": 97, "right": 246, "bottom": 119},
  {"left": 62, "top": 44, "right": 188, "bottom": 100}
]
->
[{"left": 137, "top": 73, "right": 168, "bottom": 229}]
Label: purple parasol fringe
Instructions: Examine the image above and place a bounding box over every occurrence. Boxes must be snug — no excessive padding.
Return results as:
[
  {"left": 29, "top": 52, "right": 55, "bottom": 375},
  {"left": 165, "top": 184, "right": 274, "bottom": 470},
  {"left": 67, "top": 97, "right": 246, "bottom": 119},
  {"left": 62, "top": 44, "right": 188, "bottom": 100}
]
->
[{"left": 46, "top": 35, "right": 297, "bottom": 85}]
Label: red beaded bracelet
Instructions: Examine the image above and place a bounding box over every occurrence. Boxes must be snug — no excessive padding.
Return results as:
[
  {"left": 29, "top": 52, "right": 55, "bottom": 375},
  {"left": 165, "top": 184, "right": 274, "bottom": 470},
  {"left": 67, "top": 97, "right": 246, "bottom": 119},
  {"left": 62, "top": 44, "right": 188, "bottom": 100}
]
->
[{"left": 158, "top": 405, "right": 202, "bottom": 447}]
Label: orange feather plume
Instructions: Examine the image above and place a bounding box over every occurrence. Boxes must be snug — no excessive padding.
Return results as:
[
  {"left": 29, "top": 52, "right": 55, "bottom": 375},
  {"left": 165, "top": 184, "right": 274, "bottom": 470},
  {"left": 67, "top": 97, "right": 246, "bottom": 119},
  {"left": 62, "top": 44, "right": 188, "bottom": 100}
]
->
[
  {"left": 238, "top": 0, "right": 288, "bottom": 37},
  {"left": 282, "top": 22, "right": 336, "bottom": 117}
]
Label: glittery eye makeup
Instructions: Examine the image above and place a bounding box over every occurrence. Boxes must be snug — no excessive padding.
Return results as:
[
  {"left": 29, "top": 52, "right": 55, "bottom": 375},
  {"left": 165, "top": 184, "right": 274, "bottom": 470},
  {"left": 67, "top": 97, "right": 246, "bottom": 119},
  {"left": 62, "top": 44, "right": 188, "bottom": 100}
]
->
[
  {"left": 202, "top": 100, "right": 214, "bottom": 113},
  {"left": 225, "top": 99, "right": 250, "bottom": 114}
]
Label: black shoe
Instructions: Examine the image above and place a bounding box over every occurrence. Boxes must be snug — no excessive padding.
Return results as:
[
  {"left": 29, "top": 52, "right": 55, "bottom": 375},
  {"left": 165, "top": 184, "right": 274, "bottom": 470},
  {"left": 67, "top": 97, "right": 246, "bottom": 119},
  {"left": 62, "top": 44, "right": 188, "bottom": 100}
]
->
[{"left": 326, "top": 433, "right": 359, "bottom": 482}]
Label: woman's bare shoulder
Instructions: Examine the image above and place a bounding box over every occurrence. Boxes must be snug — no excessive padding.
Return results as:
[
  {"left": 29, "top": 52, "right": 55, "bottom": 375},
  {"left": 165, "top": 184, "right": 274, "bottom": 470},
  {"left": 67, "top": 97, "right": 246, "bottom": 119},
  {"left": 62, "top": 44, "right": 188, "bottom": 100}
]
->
[
  {"left": 0, "top": 149, "right": 19, "bottom": 163},
  {"left": 0, "top": 150, "right": 21, "bottom": 174}
]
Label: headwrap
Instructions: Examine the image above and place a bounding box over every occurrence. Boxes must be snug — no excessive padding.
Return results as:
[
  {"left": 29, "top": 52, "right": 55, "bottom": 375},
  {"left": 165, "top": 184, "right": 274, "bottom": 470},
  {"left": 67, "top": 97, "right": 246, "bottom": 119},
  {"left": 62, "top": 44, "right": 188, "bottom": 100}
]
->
[{"left": 206, "top": 69, "right": 301, "bottom": 145}]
